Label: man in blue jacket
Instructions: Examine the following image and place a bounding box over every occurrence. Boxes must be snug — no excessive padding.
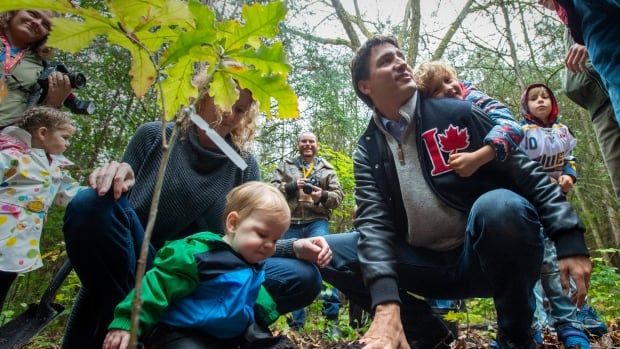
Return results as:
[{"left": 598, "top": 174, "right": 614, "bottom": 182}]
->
[{"left": 322, "top": 36, "right": 591, "bottom": 349}]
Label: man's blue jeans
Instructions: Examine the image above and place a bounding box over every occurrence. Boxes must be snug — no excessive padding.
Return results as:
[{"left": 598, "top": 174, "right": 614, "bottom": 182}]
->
[
  {"left": 322, "top": 189, "right": 544, "bottom": 343},
  {"left": 284, "top": 219, "right": 341, "bottom": 327},
  {"left": 61, "top": 189, "right": 322, "bottom": 349}
]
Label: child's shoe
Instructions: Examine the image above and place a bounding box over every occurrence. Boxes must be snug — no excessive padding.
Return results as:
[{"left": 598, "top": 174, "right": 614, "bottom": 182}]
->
[
  {"left": 576, "top": 304, "right": 608, "bottom": 337},
  {"left": 557, "top": 326, "right": 591, "bottom": 349}
]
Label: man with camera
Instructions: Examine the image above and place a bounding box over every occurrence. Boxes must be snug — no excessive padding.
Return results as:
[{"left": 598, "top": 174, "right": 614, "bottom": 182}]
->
[{"left": 270, "top": 131, "right": 344, "bottom": 332}]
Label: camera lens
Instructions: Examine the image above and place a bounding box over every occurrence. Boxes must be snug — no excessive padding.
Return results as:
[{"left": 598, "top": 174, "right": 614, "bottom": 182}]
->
[
  {"left": 69, "top": 73, "right": 86, "bottom": 89},
  {"left": 303, "top": 183, "right": 313, "bottom": 194}
]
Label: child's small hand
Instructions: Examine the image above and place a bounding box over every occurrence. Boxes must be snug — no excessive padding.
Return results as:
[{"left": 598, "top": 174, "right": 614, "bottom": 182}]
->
[
  {"left": 558, "top": 175, "right": 575, "bottom": 193},
  {"left": 448, "top": 152, "right": 482, "bottom": 177},
  {"left": 103, "top": 329, "right": 130, "bottom": 349}
]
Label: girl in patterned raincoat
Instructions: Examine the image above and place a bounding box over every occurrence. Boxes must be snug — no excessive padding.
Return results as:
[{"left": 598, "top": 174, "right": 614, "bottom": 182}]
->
[{"left": 0, "top": 106, "right": 83, "bottom": 307}]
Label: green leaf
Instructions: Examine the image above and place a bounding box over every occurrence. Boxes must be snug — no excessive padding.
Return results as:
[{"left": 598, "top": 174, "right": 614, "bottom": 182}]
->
[
  {"left": 188, "top": 0, "right": 216, "bottom": 31},
  {"left": 126, "top": 45, "right": 157, "bottom": 98},
  {"left": 161, "top": 29, "right": 216, "bottom": 67},
  {"left": 232, "top": 42, "right": 290, "bottom": 75},
  {"left": 46, "top": 18, "right": 110, "bottom": 53},
  {"left": 0, "top": 0, "right": 76, "bottom": 13},
  {"left": 108, "top": 0, "right": 193, "bottom": 33},
  {"left": 134, "top": 26, "right": 179, "bottom": 52},
  {"left": 211, "top": 71, "right": 239, "bottom": 112},
  {"left": 231, "top": 69, "right": 298, "bottom": 119},
  {"left": 216, "top": 0, "right": 287, "bottom": 51},
  {"left": 161, "top": 55, "right": 197, "bottom": 120}
]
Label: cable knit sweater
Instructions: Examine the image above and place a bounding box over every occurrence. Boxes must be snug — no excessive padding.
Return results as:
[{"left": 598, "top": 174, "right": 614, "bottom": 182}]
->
[{"left": 122, "top": 122, "right": 260, "bottom": 248}]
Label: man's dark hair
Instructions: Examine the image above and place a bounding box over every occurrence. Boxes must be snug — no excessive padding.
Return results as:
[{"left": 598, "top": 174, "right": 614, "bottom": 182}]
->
[{"left": 350, "top": 35, "right": 400, "bottom": 109}]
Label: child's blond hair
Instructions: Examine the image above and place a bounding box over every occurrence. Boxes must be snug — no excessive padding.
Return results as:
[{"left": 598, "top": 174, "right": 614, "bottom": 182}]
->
[
  {"left": 17, "top": 106, "right": 73, "bottom": 134},
  {"left": 224, "top": 181, "right": 290, "bottom": 227},
  {"left": 413, "top": 61, "right": 458, "bottom": 97}
]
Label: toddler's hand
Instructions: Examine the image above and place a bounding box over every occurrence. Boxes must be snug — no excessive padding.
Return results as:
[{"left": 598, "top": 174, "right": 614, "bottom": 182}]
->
[
  {"left": 103, "top": 329, "right": 130, "bottom": 349},
  {"left": 448, "top": 152, "right": 482, "bottom": 177},
  {"left": 558, "top": 175, "right": 575, "bottom": 193}
]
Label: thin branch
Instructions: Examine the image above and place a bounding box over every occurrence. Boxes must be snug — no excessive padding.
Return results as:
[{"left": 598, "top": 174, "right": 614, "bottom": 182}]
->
[
  {"left": 330, "top": 0, "right": 360, "bottom": 49},
  {"left": 498, "top": 0, "right": 526, "bottom": 90},
  {"left": 352, "top": 0, "right": 372, "bottom": 38},
  {"left": 283, "top": 25, "right": 354, "bottom": 49},
  {"left": 431, "top": 0, "right": 475, "bottom": 61}
]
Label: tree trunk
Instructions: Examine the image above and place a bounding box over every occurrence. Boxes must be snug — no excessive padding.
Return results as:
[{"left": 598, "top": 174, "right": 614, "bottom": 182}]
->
[{"left": 498, "top": 0, "right": 526, "bottom": 91}]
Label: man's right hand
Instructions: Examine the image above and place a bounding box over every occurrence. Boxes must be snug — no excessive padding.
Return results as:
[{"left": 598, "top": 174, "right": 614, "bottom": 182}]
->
[
  {"left": 360, "top": 302, "right": 410, "bottom": 349},
  {"left": 565, "top": 43, "right": 589, "bottom": 73},
  {"left": 89, "top": 161, "right": 135, "bottom": 199}
]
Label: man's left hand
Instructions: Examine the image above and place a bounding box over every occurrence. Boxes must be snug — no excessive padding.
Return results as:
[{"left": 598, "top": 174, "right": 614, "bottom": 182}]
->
[
  {"left": 559, "top": 255, "right": 591, "bottom": 307},
  {"left": 293, "top": 236, "right": 332, "bottom": 267}
]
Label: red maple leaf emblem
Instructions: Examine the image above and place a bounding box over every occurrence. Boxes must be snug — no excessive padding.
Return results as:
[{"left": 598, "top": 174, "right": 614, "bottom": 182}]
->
[{"left": 438, "top": 125, "right": 470, "bottom": 154}]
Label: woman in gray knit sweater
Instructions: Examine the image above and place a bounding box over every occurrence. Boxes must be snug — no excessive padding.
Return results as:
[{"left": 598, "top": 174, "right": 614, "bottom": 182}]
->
[{"left": 61, "top": 87, "right": 330, "bottom": 348}]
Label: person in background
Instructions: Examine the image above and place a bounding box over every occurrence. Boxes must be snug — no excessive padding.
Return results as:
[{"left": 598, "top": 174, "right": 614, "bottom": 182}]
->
[
  {"left": 0, "top": 106, "right": 83, "bottom": 308},
  {"left": 270, "top": 131, "right": 344, "bottom": 335},
  {"left": 0, "top": 10, "right": 72, "bottom": 126},
  {"left": 518, "top": 83, "right": 590, "bottom": 349}
]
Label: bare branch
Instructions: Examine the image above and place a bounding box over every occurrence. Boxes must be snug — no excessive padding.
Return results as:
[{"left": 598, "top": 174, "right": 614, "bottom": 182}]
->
[
  {"left": 431, "top": 0, "right": 475, "bottom": 61},
  {"left": 283, "top": 24, "right": 354, "bottom": 49},
  {"left": 498, "top": 0, "right": 526, "bottom": 90},
  {"left": 330, "top": 0, "right": 360, "bottom": 49},
  {"left": 352, "top": 0, "right": 372, "bottom": 38}
]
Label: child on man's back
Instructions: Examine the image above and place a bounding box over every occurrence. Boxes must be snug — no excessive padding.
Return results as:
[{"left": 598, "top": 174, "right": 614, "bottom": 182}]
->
[
  {"left": 413, "top": 61, "right": 523, "bottom": 175},
  {"left": 103, "top": 181, "right": 292, "bottom": 349},
  {"left": 0, "top": 106, "right": 83, "bottom": 308}
]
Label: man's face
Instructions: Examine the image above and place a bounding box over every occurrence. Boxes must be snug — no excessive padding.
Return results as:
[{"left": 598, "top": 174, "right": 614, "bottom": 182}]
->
[
  {"left": 298, "top": 132, "right": 318, "bottom": 158},
  {"left": 357, "top": 43, "right": 416, "bottom": 109}
]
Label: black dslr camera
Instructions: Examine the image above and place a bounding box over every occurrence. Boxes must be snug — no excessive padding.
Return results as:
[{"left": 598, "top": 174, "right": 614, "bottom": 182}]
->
[
  {"left": 303, "top": 176, "right": 319, "bottom": 194},
  {"left": 36, "top": 63, "right": 96, "bottom": 115}
]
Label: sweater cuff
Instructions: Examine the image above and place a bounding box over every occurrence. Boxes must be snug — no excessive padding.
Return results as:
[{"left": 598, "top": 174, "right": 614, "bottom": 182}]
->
[
  {"left": 553, "top": 230, "right": 589, "bottom": 259},
  {"left": 369, "top": 277, "right": 401, "bottom": 310},
  {"left": 108, "top": 317, "right": 134, "bottom": 333},
  {"left": 275, "top": 238, "right": 296, "bottom": 258}
]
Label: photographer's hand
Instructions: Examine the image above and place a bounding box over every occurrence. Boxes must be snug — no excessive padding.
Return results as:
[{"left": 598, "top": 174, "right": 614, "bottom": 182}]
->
[
  {"left": 89, "top": 161, "right": 135, "bottom": 199},
  {"left": 43, "top": 72, "right": 71, "bottom": 108},
  {"left": 296, "top": 178, "right": 306, "bottom": 190},
  {"left": 310, "top": 186, "right": 323, "bottom": 203}
]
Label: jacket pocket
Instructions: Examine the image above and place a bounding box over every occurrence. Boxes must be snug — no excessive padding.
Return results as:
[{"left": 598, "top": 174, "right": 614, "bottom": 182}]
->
[{"left": 0, "top": 204, "right": 26, "bottom": 241}]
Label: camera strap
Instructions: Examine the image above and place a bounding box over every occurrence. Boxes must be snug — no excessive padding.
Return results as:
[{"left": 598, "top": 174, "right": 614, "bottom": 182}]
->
[
  {"left": 1, "top": 34, "right": 27, "bottom": 75},
  {"left": 301, "top": 160, "right": 314, "bottom": 179}
]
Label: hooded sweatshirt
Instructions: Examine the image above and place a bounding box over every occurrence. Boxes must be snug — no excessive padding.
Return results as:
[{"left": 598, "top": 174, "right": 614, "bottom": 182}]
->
[{"left": 519, "top": 83, "right": 577, "bottom": 181}]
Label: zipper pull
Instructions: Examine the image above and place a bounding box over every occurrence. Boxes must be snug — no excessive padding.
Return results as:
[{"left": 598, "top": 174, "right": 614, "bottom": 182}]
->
[{"left": 398, "top": 144, "right": 405, "bottom": 165}]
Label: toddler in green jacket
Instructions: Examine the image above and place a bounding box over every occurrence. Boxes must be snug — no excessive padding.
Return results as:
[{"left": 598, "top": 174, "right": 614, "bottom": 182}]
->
[{"left": 103, "top": 181, "right": 291, "bottom": 349}]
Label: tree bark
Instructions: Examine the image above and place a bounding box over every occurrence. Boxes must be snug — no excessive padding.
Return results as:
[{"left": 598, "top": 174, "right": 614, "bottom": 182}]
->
[{"left": 331, "top": 0, "right": 360, "bottom": 50}]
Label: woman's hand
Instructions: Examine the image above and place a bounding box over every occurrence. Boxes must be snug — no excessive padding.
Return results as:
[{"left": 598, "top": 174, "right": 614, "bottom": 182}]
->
[
  {"left": 103, "top": 329, "right": 130, "bottom": 349},
  {"left": 89, "top": 161, "right": 135, "bottom": 199},
  {"left": 42, "top": 71, "right": 72, "bottom": 108}
]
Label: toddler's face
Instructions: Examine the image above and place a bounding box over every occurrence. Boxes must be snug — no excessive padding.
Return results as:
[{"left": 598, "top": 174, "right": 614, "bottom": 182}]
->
[
  {"left": 33, "top": 123, "right": 75, "bottom": 155},
  {"left": 430, "top": 78, "right": 463, "bottom": 100},
  {"left": 227, "top": 211, "right": 288, "bottom": 264},
  {"left": 527, "top": 87, "right": 552, "bottom": 123}
]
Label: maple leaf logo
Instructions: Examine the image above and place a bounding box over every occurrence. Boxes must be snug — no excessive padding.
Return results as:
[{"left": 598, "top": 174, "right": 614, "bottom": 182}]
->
[{"left": 438, "top": 125, "right": 470, "bottom": 154}]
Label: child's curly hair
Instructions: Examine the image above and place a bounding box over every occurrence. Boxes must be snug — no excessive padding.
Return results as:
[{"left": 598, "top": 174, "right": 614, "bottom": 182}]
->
[
  {"left": 17, "top": 106, "right": 73, "bottom": 134},
  {"left": 413, "top": 61, "right": 458, "bottom": 97}
]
